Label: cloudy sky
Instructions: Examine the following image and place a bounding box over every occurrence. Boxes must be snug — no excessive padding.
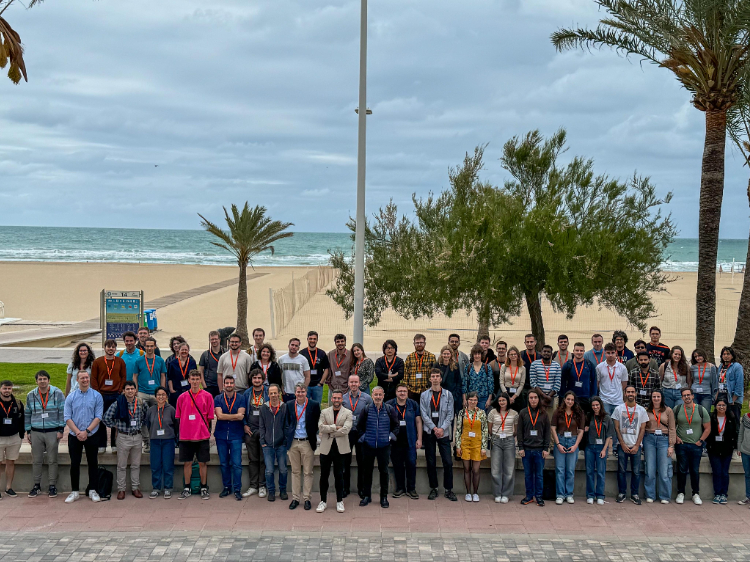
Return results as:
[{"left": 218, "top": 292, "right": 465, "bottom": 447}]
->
[{"left": 0, "top": 0, "right": 748, "bottom": 238}]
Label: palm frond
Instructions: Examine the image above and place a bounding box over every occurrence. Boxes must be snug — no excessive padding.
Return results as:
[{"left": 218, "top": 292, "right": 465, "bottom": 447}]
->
[{"left": 0, "top": 15, "right": 27, "bottom": 83}]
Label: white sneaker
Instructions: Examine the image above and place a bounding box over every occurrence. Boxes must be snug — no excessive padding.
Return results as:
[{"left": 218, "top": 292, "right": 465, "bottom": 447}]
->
[
  {"left": 646, "top": 498, "right": 654, "bottom": 503},
  {"left": 555, "top": 497, "right": 564, "bottom": 505},
  {"left": 494, "top": 496, "right": 502, "bottom": 503},
  {"left": 336, "top": 501, "right": 345, "bottom": 513},
  {"left": 597, "top": 499, "right": 605, "bottom": 505},
  {"left": 661, "top": 500, "right": 669, "bottom": 504},
  {"left": 586, "top": 498, "right": 594, "bottom": 504},
  {"left": 464, "top": 494, "right": 472, "bottom": 502},
  {"left": 316, "top": 501, "right": 327, "bottom": 513},
  {"left": 98, "top": 447, "right": 106, "bottom": 454},
  {"left": 258, "top": 487, "right": 267, "bottom": 498},
  {"left": 65, "top": 491, "right": 79, "bottom": 503},
  {"left": 675, "top": 493, "right": 685, "bottom": 504},
  {"left": 472, "top": 494, "right": 479, "bottom": 502},
  {"left": 111, "top": 447, "right": 117, "bottom": 453},
  {"left": 242, "top": 487, "right": 258, "bottom": 498},
  {"left": 500, "top": 496, "right": 509, "bottom": 504},
  {"left": 566, "top": 496, "right": 574, "bottom": 504},
  {"left": 89, "top": 490, "right": 101, "bottom": 503},
  {"left": 692, "top": 494, "right": 702, "bottom": 505}
]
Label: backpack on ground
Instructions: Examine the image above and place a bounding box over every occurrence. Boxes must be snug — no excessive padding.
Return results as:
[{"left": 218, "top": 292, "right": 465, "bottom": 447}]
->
[{"left": 86, "top": 467, "right": 113, "bottom": 501}]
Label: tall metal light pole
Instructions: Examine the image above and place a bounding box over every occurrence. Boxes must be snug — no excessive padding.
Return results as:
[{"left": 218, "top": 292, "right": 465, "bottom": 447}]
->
[{"left": 353, "top": 0, "right": 367, "bottom": 345}]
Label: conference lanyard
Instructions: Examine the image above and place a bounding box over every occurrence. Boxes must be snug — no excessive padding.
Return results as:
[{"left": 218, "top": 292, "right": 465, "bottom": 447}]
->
[
  {"left": 308, "top": 348, "right": 318, "bottom": 369},
  {"left": 499, "top": 411, "right": 509, "bottom": 432},
  {"left": 431, "top": 390, "right": 442, "bottom": 410},
  {"left": 574, "top": 361, "right": 584, "bottom": 380},
  {"left": 296, "top": 399, "right": 308, "bottom": 422},
  {"left": 179, "top": 357, "right": 189, "bottom": 379},
  {"left": 0, "top": 400, "right": 12, "bottom": 418},
  {"left": 146, "top": 356, "right": 155, "bottom": 376},
  {"left": 39, "top": 391, "right": 49, "bottom": 412},
  {"left": 639, "top": 370, "right": 650, "bottom": 389},
  {"left": 594, "top": 418, "right": 602, "bottom": 438},
  {"left": 507, "top": 365, "right": 519, "bottom": 386},
  {"left": 335, "top": 352, "right": 347, "bottom": 370},
  {"left": 593, "top": 350, "right": 604, "bottom": 364},
  {"left": 251, "top": 388, "right": 264, "bottom": 407},
  {"left": 607, "top": 364, "right": 617, "bottom": 382},
  {"left": 529, "top": 409, "right": 540, "bottom": 429},
  {"left": 685, "top": 404, "right": 695, "bottom": 426},
  {"left": 224, "top": 392, "right": 237, "bottom": 413},
  {"left": 543, "top": 364, "right": 551, "bottom": 381},
  {"left": 128, "top": 398, "right": 139, "bottom": 421},
  {"left": 625, "top": 404, "right": 635, "bottom": 425},
  {"left": 564, "top": 411, "right": 572, "bottom": 430},
  {"left": 349, "top": 394, "right": 360, "bottom": 412},
  {"left": 157, "top": 405, "right": 165, "bottom": 429},
  {"left": 105, "top": 357, "right": 115, "bottom": 379},
  {"left": 466, "top": 409, "right": 477, "bottom": 431},
  {"left": 697, "top": 363, "right": 707, "bottom": 384},
  {"left": 384, "top": 355, "right": 397, "bottom": 373},
  {"left": 230, "top": 351, "right": 239, "bottom": 370}
]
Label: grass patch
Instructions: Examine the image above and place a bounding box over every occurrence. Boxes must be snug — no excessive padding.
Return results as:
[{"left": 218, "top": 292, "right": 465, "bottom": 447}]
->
[{"left": 0, "top": 363, "right": 68, "bottom": 403}]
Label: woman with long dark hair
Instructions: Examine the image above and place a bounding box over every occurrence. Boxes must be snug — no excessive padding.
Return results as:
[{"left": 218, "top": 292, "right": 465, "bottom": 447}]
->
[
  {"left": 584, "top": 397, "right": 613, "bottom": 505},
  {"left": 435, "top": 345, "right": 462, "bottom": 418},
  {"left": 499, "top": 346, "right": 526, "bottom": 412},
  {"left": 717, "top": 346, "right": 744, "bottom": 426},
  {"left": 66, "top": 342, "right": 95, "bottom": 395},
  {"left": 488, "top": 392, "right": 517, "bottom": 503},
  {"left": 350, "top": 343, "right": 375, "bottom": 394},
  {"left": 690, "top": 349, "right": 717, "bottom": 413},
  {"left": 659, "top": 346, "right": 690, "bottom": 409},
  {"left": 706, "top": 397, "right": 738, "bottom": 504},
  {"left": 643, "top": 389, "right": 675, "bottom": 503},
  {"left": 551, "top": 391, "right": 585, "bottom": 504},
  {"left": 250, "top": 343, "right": 282, "bottom": 389},
  {"left": 463, "top": 345, "right": 494, "bottom": 411}
]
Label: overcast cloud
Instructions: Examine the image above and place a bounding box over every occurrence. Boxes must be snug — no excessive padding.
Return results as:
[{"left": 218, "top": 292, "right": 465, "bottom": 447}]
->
[{"left": 0, "top": 0, "right": 748, "bottom": 238}]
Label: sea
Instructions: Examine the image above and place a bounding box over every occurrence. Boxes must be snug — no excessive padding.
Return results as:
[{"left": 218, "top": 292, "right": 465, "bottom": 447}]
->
[{"left": 0, "top": 226, "right": 746, "bottom": 272}]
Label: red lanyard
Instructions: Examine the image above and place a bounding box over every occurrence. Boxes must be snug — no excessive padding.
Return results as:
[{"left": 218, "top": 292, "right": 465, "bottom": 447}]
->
[
  {"left": 179, "top": 357, "right": 189, "bottom": 379},
  {"left": 349, "top": 393, "right": 360, "bottom": 412},
  {"left": 466, "top": 409, "right": 477, "bottom": 430},
  {"left": 308, "top": 348, "right": 318, "bottom": 368},
  {"left": 529, "top": 409, "right": 539, "bottom": 428},
  {"left": 672, "top": 363, "right": 679, "bottom": 382},
  {"left": 720, "top": 366, "right": 727, "bottom": 383},
  {"left": 261, "top": 361, "right": 270, "bottom": 375},
  {"left": 230, "top": 351, "right": 239, "bottom": 370},
  {"left": 251, "top": 388, "right": 264, "bottom": 407},
  {"left": 507, "top": 365, "right": 519, "bottom": 386},
  {"left": 431, "top": 390, "right": 442, "bottom": 409},
  {"left": 639, "top": 369, "right": 650, "bottom": 388},
  {"left": 559, "top": 351, "right": 568, "bottom": 364},
  {"left": 0, "top": 400, "right": 12, "bottom": 418},
  {"left": 354, "top": 359, "right": 363, "bottom": 376},
  {"left": 655, "top": 411, "right": 663, "bottom": 430},
  {"left": 128, "top": 398, "right": 139, "bottom": 419},
  {"left": 593, "top": 350, "right": 604, "bottom": 364},
  {"left": 564, "top": 411, "right": 572, "bottom": 429},
  {"left": 146, "top": 356, "right": 155, "bottom": 376},
  {"left": 719, "top": 415, "right": 727, "bottom": 434},
  {"left": 335, "top": 351, "right": 347, "bottom": 370},
  {"left": 416, "top": 353, "right": 425, "bottom": 372},
  {"left": 157, "top": 405, "right": 164, "bottom": 429},
  {"left": 295, "top": 399, "right": 308, "bottom": 422},
  {"left": 697, "top": 363, "right": 707, "bottom": 384},
  {"left": 270, "top": 404, "right": 280, "bottom": 417},
  {"left": 189, "top": 390, "right": 201, "bottom": 414},
  {"left": 396, "top": 404, "right": 406, "bottom": 419},
  {"left": 607, "top": 363, "right": 617, "bottom": 382},
  {"left": 499, "top": 410, "right": 509, "bottom": 431},
  {"left": 39, "top": 391, "right": 49, "bottom": 411},
  {"left": 384, "top": 355, "right": 397, "bottom": 372},
  {"left": 224, "top": 392, "right": 236, "bottom": 413},
  {"left": 685, "top": 404, "right": 695, "bottom": 425},
  {"left": 210, "top": 349, "right": 220, "bottom": 363},
  {"left": 594, "top": 418, "right": 602, "bottom": 438},
  {"left": 543, "top": 364, "right": 551, "bottom": 381},
  {"left": 574, "top": 361, "right": 584, "bottom": 380},
  {"left": 104, "top": 357, "right": 115, "bottom": 379},
  {"left": 625, "top": 404, "right": 636, "bottom": 425}
]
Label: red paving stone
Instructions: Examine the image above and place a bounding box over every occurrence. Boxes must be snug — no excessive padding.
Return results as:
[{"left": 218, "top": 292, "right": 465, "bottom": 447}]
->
[{"left": 3, "top": 493, "right": 750, "bottom": 538}]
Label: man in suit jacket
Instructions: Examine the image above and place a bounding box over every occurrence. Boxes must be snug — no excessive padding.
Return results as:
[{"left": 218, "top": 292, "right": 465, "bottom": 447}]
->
[
  {"left": 284, "top": 383, "right": 321, "bottom": 511},
  {"left": 316, "top": 389, "right": 352, "bottom": 513}
]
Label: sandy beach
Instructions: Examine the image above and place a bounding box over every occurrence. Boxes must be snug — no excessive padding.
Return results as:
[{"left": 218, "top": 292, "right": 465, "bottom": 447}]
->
[{"left": 0, "top": 261, "right": 742, "bottom": 357}]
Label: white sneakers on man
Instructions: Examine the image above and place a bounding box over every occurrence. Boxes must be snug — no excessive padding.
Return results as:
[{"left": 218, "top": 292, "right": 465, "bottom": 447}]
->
[
  {"left": 675, "top": 493, "right": 685, "bottom": 504},
  {"left": 89, "top": 490, "right": 101, "bottom": 502},
  {"left": 692, "top": 494, "right": 702, "bottom": 505},
  {"left": 316, "top": 501, "right": 327, "bottom": 513},
  {"left": 258, "top": 487, "right": 267, "bottom": 498},
  {"left": 242, "top": 487, "right": 258, "bottom": 498},
  {"left": 495, "top": 496, "right": 502, "bottom": 503},
  {"left": 587, "top": 498, "right": 594, "bottom": 504},
  {"left": 336, "top": 501, "right": 345, "bottom": 513},
  {"left": 65, "top": 492, "right": 79, "bottom": 503},
  {"left": 555, "top": 497, "right": 564, "bottom": 505},
  {"left": 566, "top": 496, "right": 574, "bottom": 504},
  {"left": 500, "top": 496, "right": 508, "bottom": 503},
  {"left": 596, "top": 499, "right": 605, "bottom": 505}
]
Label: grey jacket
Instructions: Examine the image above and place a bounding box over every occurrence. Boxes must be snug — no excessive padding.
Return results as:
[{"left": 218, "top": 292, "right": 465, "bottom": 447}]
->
[
  {"left": 420, "top": 387, "right": 454, "bottom": 434},
  {"left": 258, "top": 402, "right": 288, "bottom": 448}
]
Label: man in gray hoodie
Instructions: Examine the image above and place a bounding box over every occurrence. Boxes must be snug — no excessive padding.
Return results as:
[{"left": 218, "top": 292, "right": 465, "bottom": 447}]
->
[{"left": 258, "top": 384, "right": 288, "bottom": 502}]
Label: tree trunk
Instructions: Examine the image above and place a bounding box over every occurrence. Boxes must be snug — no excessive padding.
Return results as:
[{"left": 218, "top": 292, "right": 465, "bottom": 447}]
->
[
  {"left": 696, "top": 109, "right": 727, "bottom": 362},
  {"left": 731, "top": 176, "right": 750, "bottom": 392},
  {"left": 476, "top": 302, "right": 490, "bottom": 343},
  {"left": 236, "top": 260, "right": 249, "bottom": 347},
  {"left": 525, "top": 289, "right": 545, "bottom": 347}
]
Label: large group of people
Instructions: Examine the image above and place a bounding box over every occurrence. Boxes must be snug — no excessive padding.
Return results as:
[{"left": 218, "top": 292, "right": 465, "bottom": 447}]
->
[{"left": 1, "top": 325, "right": 748, "bottom": 511}]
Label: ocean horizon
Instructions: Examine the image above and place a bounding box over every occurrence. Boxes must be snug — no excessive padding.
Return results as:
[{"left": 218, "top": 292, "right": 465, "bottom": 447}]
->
[{"left": 0, "top": 225, "right": 746, "bottom": 272}]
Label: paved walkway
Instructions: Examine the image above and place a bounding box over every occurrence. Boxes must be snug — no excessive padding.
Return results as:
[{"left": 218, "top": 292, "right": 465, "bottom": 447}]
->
[{"left": 0, "top": 531, "right": 747, "bottom": 561}]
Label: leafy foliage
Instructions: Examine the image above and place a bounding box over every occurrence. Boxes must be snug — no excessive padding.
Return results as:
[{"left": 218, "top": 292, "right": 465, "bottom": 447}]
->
[{"left": 0, "top": 0, "right": 46, "bottom": 84}]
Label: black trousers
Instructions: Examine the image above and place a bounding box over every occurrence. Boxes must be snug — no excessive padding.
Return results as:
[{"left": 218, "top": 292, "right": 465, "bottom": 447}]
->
[
  {"left": 391, "top": 443, "right": 417, "bottom": 492},
  {"left": 319, "top": 440, "right": 345, "bottom": 503},
  {"left": 423, "top": 431, "right": 454, "bottom": 490},
  {"left": 68, "top": 435, "right": 99, "bottom": 493},
  {"left": 99, "top": 394, "right": 119, "bottom": 449},
  {"left": 343, "top": 433, "right": 365, "bottom": 495},
  {"left": 361, "top": 443, "right": 390, "bottom": 499}
]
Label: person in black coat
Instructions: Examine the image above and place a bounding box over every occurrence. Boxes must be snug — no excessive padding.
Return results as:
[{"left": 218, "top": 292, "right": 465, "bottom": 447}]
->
[
  {"left": 374, "top": 340, "right": 404, "bottom": 401},
  {"left": 284, "top": 384, "right": 321, "bottom": 510},
  {"left": 706, "top": 398, "right": 738, "bottom": 504}
]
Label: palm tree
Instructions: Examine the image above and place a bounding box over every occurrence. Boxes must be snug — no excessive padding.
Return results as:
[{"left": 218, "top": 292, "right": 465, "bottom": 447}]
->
[
  {"left": 199, "top": 203, "right": 293, "bottom": 346},
  {"left": 551, "top": 0, "right": 750, "bottom": 360},
  {"left": 0, "top": 0, "right": 44, "bottom": 84}
]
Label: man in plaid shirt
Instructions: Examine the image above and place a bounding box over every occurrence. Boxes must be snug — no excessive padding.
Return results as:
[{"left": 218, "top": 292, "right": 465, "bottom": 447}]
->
[
  {"left": 403, "top": 334, "right": 436, "bottom": 402},
  {"left": 628, "top": 352, "right": 661, "bottom": 407}
]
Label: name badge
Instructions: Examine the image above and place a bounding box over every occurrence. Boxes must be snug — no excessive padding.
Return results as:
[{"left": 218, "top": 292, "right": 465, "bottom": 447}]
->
[
  {"left": 352, "top": 415, "right": 357, "bottom": 423},
  {"left": 41, "top": 413, "right": 49, "bottom": 419},
  {"left": 674, "top": 383, "right": 681, "bottom": 389},
  {"left": 595, "top": 439, "right": 603, "bottom": 445},
  {"left": 686, "top": 428, "right": 693, "bottom": 434},
  {"left": 543, "top": 384, "right": 551, "bottom": 390},
  {"left": 654, "top": 429, "right": 663, "bottom": 435},
  {"left": 181, "top": 380, "right": 189, "bottom": 387},
  {"left": 253, "top": 411, "right": 260, "bottom": 416},
  {"left": 105, "top": 380, "right": 114, "bottom": 386},
  {"left": 310, "top": 369, "right": 317, "bottom": 375},
  {"left": 627, "top": 428, "right": 635, "bottom": 435},
  {"left": 564, "top": 431, "right": 572, "bottom": 438},
  {"left": 695, "top": 386, "right": 703, "bottom": 393},
  {"left": 719, "top": 383, "right": 727, "bottom": 391},
  {"left": 189, "top": 414, "right": 196, "bottom": 421},
  {"left": 399, "top": 420, "right": 406, "bottom": 426},
  {"left": 335, "top": 371, "right": 342, "bottom": 377},
  {"left": 498, "top": 432, "right": 507, "bottom": 439},
  {"left": 639, "top": 389, "right": 647, "bottom": 395},
  {"left": 148, "top": 380, "right": 156, "bottom": 386},
  {"left": 156, "top": 429, "right": 165, "bottom": 436},
  {"left": 416, "top": 373, "right": 423, "bottom": 379},
  {"left": 530, "top": 430, "right": 538, "bottom": 436},
  {"left": 130, "top": 420, "right": 137, "bottom": 427},
  {"left": 3, "top": 418, "right": 11, "bottom": 424},
  {"left": 575, "top": 381, "right": 583, "bottom": 388},
  {"left": 716, "top": 435, "right": 723, "bottom": 441},
  {"left": 508, "top": 388, "right": 516, "bottom": 394},
  {"left": 431, "top": 412, "right": 439, "bottom": 418},
  {"left": 468, "top": 431, "right": 476, "bottom": 438}
]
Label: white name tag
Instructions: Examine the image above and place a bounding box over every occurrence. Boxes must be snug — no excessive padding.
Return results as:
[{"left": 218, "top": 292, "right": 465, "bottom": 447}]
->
[
  {"left": 595, "top": 439, "right": 603, "bottom": 445},
  {"left": 189, "top": 414, "right": 196, "bottom": 421},
  {"left": 674, "top": 383, "right": 681, "bottom": 389},
  {"left": 130, "top": 420, "right": 137, "bottom": 427},
  {"left": 105, "top": 380, "right": 114, "bottom": 386},
  {"left": 627, "top": 428, "right": 635, "bottom": 434},
  {"left": 543, "top": 384, "right": 552, "bottom": 390},
  {"left": 335, "top": 371, "right": 342, "bottom": 377},
  {"left": 686, "top": 428, "right": 693, "bottom": 435},
  {"left": 640, "top": 389, "right": 647, "bottom": 395},
  {"left": 156, "top": 429, "right": 165, "bottom": 436},
  {"left": 310, "top": 369, "right": 317, "bottom": 375},
  {"left": 695, "top": 387, "right": 703, "bottom": 393},
  {"left": 654, "top": 429, "right": 663, "bottom": 435},
  {"left": 399, "top": 420, "right": 406, "bottom": 426},
  {"left": 575, "top": 381, "right": 583, "bottom": 388},
  {"left": 253, "top": 411, "right": 260, "bottom": 416},
  {"left": 352, "top": 415, "right": 357, "bottom": 423},
  {"left": 431, "top": 412, "right": 439, "bottom": 418},
  {"left": 148, "top": 380, "right": 156, "bottom": 386},
  {"left": 416, "top": 373, "right": 423, "bottom": 379},
  {"left": 508, "top": 388, "right": 516, "bottom": 394},
  {"left": 530, "top": 430, "right": 538, "bottom": 436},
  {"left": 41, "top": 413, "right": 49, "bottom": 419},
  {"left": 564, "top": 431, "right": 572, "bottom": 438},
  {"left": 468, "top": 431, "right": 476, "bottom": 438},
  {"left": 3, "top": 419, "right": 11, "bottom": 424},
  {"left": 498, "top": 432, "right": 507, "bottom": 439},
  {"left": 719, "top": 383, "right": 727, "bottom": 391},
  {"left": 716, "top": 435, "right": 723, "bottom": 441},
  {"left": 181, "top": 380, "right": 189, "bottom": 387}
]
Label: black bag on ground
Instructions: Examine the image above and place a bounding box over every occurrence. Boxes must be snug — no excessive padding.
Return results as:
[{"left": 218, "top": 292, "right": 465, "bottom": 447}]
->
[
  {"left": 542, "top": 469, "right": 556, "bottom": 500},
  {"left": 95, "top": 467, "right": 113, "bottom": 501}
]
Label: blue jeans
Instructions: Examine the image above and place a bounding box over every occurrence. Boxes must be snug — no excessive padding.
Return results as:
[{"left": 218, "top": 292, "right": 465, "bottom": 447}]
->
[
  {"left": 150, "top": 438, "right": 175, "bottom": 491},
  {"left": 693, "top": 393, "right": 712, "bottom": 413},
  {"left": 662, "top": 388, "right": 683, "bottom": 410},
  {"left": 522, "top": 449, "right": 544, "bottom": 500},
  {"left": 709, "top": 454, "right": 732, "bottom": 496},
  {"left": 307, "top": 385, "right": 323, "bottom": 404},
  {"left": 553, "top": 435, "right": 577, "bottom": 498},
  {"left": 585, "top": 443, "right": 606, "bottom": 499},
  {"left": 617, "top": 444, "right": 641, "bottom": 496},
  {"left": 675, "top": 442, "right": 701, "bottom": 495},
  {"left": 742, "top": 453, "right": 750, "bottom": 499},
  {"left": 643, "top": 432, "right": 672, "bottom": 501},
  {"left": 603, "top": 402, "right": 619, "bottom": 450},
  {"left": 216, "top": 438, "right": 243, "bottom": 492},
  {"left": 262, "top": 445, "right": 288, "bottom": 494}
]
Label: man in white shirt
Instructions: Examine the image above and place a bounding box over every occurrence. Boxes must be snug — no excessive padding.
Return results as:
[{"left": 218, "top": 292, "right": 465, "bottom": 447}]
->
[
  {"left": 612, "top": 386, "right": 648, "bottom": 505},
  {"left": 278, "top": 338, "right": 311, "bottom": 403},
  {"left": 217, "top": 334, "right": 253, "bottom": 393},
  {"left": 596, "top": 342, "right": 628, "bottom": 452}
]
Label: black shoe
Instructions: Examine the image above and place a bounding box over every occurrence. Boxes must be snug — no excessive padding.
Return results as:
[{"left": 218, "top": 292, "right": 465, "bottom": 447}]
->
[
  {"left": 380, "top": 497, "right": 389, "bottom": 508},
  {"left": 358, "top": 490, "right": 365, "bottom": 499},
  {"left": 521, "top": 497, "right": 534, "bottom": 505},
  {"left": 267, "top": 492, "right": 276, "bottom": 502},
  {"left": 359, "top": 496, "right": 371, "bottom": 506},
  {"left": 616, "top": 493, "right": 626, "bottom": 503},
  {"left": 235, "top": 491, "right": 243, "bottom": 501},
  {"left": 392, "top": 489, "right": 406, "bottom": 498},
  {"left": 280, "top": 491, "right": 288, "bottom": 500},
  {"left": 48, "top": 486, "right": 58, "bottom": 498},
  {"left": 406, "top": 490, "right": 419, "bottom": 500},
  {"left": 5, "top": 489, "right": 16, "bottom": 498},
  {"left": 28, "top": 485, "right": 41, "bottom": 498},
  {"left": 428, "top": 488, "right": 439, "bottom": 500},
  {"left": 631, "top": 495, "right": 641, "bottom": 505},
  {"left": 444, "top": 490, "right": 457, "bottom": 502},
  {"left": 219, "top": 487, "right": 231, "bottom": 498},
  {"left": 304, "top": 500, "right": 311, "bottom": 510},
  {"left": 342, "top": 489, "right": 349, "bottom": 499},
  {"left": 289, "top": 500, "right": 299, "bottom": 509},
  {"left": 536, "top": 499, "right": 545, "bottom": 507}
]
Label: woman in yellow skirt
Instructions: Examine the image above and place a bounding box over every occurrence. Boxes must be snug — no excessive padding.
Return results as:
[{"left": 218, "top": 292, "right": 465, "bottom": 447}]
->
[{"left": 454, "top": 391, "right": 489, "bottom": 502}]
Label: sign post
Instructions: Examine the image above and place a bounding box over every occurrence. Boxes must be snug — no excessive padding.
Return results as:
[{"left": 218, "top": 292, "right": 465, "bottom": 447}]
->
[{"left": 101, "top": 290, "right": 144, "bottom": 347}]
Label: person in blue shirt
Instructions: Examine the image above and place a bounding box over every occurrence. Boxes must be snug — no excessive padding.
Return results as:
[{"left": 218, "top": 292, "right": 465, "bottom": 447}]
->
[
  {"left": 718, "top": 346, "right": 744, "bottom": 431},
  {"left": 560, "top": 342, "right": 597, "bottom": 418},
  {"left": 584, "top": 334, "right": 606, "bottom": 367},
  {"left": 117, "top": 331, "right": 144, "bottom": 382},
  {"left": 134, "top": 338, "right": 166, "bottom": 453},
  {"left": 214, "top": 375, "right": 247, "bottom": 501},
  {"left": 613, "top": 331, "right": 634, "bottom": 364}
]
